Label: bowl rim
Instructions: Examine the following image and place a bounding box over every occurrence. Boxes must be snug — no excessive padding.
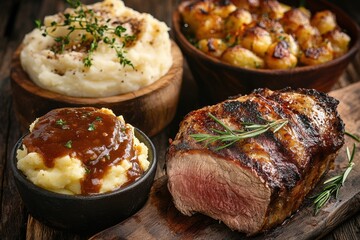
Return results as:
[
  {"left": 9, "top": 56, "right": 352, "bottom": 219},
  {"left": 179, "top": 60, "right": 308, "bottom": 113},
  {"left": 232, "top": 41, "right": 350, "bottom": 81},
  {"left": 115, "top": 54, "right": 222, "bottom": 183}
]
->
[
  {"left": 10, "top": 40, "right": 182, "bottom": 104},
  {"left": 172, "top": 0, "right": 360, "bottom": 75},
  {"left": 10, "top": 127, "right": 157, "bottom": 200}
]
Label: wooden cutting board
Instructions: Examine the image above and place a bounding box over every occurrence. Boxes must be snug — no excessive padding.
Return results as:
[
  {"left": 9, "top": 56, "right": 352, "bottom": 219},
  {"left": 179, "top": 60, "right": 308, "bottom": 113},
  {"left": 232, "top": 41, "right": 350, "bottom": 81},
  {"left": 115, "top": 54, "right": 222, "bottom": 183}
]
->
[{"left": 90, "top": 82, "right": 360, "bottom": 240}]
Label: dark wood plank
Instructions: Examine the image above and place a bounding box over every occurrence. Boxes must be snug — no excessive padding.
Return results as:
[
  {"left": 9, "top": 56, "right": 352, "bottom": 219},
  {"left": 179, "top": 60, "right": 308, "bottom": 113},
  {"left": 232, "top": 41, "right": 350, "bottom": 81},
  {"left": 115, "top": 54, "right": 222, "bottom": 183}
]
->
[{"left": 0, "top": 89, "right": 26, "bottom": 240}]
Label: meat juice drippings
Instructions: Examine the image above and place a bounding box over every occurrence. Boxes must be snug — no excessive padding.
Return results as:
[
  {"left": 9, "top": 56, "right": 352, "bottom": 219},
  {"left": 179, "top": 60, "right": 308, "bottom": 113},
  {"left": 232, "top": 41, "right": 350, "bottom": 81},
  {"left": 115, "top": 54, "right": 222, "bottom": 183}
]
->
[{"left": 22, "top": 107, "right": 144, "bottom": 195}]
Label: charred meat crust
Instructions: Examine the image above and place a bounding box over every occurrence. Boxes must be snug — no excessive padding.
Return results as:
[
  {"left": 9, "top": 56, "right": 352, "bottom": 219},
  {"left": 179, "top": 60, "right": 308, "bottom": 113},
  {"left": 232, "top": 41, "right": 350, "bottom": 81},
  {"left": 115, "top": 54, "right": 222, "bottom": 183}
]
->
[
  {"left": 166, "top": 87, "right": 344, "bottom": 234},
  {"left": 169, "top": 88, "right": 344, "bottom": 188}
]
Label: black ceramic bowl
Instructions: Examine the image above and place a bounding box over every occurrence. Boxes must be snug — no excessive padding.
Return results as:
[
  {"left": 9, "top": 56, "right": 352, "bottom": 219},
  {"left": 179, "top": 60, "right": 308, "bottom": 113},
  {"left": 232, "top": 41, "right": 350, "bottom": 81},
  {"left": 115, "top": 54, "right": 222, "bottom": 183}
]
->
[{"left": 10, "top": 128, "right": 157, "bottom": 233}]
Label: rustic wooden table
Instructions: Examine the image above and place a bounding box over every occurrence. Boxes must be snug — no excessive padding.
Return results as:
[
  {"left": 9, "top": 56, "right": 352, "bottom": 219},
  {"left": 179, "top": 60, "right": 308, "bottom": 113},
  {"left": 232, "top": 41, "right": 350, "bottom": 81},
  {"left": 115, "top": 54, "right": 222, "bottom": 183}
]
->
[{"left": 1, "top": 0, "right": 359, "bottom": 239}]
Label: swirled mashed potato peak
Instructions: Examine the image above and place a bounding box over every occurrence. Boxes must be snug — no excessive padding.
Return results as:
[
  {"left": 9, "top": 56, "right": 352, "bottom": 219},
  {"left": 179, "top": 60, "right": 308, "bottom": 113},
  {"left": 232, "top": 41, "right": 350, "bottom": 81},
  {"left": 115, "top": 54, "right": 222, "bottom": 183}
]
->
[
  {"left": 16, "top": 107, "right": 150, "bottom": 195},
  {"left": 20, "top": 0, "right": 172, "bottom": 97}
]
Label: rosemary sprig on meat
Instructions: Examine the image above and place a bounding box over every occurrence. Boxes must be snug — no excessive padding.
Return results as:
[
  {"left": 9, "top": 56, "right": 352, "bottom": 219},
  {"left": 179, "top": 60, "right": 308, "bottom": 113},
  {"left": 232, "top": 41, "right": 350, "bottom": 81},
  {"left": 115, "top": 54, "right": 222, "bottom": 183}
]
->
[
  {"left": 191, "top": 113, "right": 288, "bottom": 150},
  {"left": 312, "top": 144, "right": 356, "bottom": 215},
  {"left": 35, "top": 0, "right": 135, "bottom": 68}
]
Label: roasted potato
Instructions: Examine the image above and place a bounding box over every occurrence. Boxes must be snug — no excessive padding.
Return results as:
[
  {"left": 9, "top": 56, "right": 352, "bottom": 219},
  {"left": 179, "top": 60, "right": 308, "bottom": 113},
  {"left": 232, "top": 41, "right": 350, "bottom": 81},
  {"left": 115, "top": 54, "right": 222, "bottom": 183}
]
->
[
  {"left": 180, "top": 0, "right": 214, "bottom": 31},
  {"left": 281, "top": 8, "right": 310, "bottom": 33},
  {"left": 275, "top": 33, "right": 299, "bottom": 56},
  {"left": 212, "top": 1, "right": 237, "bottom": 18},
  {"left": 231, "top": 0, "right": 260, "bottom": 11},
  {"left": 198, "top": 38, "right": 228, "bottom": 58},
  {"left": 294, "top": 24, "right": 322, "bottom": 49},
  {"left": 221, "top": 45, "right": 265, "bottom": 68},
  {"left": 225, "top": 8, "right": 253, "bottom": 34},
  {"left": 311, "top": 10, "right": 337, "bottom": 34},
  {"left": 300, "top": 42, "right": 334, "bottom": 66},
  {"left": 323, "top": 29, "right": 351, "bottom": 58},
  {"left": 265, "top": 40, "right": 297, "bottom": 69},
  {"left": 259, "top": 0, "right": 290, "bottom": 20},
  {"left": 241, "top": 26, "right": 273, "bottom": 57},
  {"left": 256, "top": 17, "right": 284, "bottom": 37},
  {"left": 195, "top": 14, "right": 225, "bottom": 39},
  {"left": 180, "top": 0, "right": 350, "bottom": 69}
]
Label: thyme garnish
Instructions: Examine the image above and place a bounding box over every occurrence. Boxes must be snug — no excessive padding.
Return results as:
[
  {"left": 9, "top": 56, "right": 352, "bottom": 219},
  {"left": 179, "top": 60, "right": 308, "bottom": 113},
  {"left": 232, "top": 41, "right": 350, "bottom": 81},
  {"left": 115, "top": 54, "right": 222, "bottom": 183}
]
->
[
  {"left": 312, "top": 144, "right": 356, "bottom": 215},
  {"left": 191, "top": 113, "right": 288, "bottom": 150},
  {"left": 36, "top": 0, "right": 135, "bottom": 68}
]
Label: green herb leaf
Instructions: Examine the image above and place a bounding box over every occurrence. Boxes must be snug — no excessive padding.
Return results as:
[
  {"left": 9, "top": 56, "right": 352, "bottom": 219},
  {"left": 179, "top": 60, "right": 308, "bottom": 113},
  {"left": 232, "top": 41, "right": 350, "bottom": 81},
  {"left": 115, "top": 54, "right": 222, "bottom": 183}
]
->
[
  {"left": 37, "top": 0, "right": 134, "bottom": 68},
  {"left": 88, "top": 123, "right": 95, "bottom": 131},
  {"left": 191, "top": 113, "right": 288, "bottom": 150},
  {"left": 345, "top": 131, "right": 360, "bottom": 142},
  {"left": 56, "top": 119, "right": 66, "bottom": 126},
  {"left": 64, "top": 140, "right": 72, "bottom": 149},
  {"left": 66, "top": 0, "right": 81, "bottom": 8},
  {"left": 35, "top": 19, "right": 42, "bottom": 29},
  {"left": 312, "top": 144, "right": 356, "bottom": 215}
]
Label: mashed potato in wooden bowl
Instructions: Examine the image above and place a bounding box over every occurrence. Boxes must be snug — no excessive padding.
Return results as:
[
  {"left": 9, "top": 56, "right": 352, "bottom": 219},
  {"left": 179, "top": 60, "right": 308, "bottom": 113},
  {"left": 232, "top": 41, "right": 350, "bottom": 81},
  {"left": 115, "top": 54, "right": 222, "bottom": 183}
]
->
[
  {"left": 20, "top": 0, "right": 172, "bottom": 97},
  {"left": 11, "top": 0, "right": 183, "bottom": 137},
  {"left": 16, "top": 107, "right": 150, "bottom": 195}
]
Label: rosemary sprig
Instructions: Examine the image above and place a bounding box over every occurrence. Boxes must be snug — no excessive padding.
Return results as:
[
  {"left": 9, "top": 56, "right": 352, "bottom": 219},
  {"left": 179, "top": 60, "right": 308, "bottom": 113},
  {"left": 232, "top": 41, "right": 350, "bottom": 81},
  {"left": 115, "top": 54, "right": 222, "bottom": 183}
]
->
[
  {"left": 345, "top": 131, "right": 360, "bottom": 142},
  {"left": 36, "top": 0, "right": 135, "bottom": 68},
  {"left": 312, "top": 144, "right": 356, "bottom": 215},
  {"left": 191, "top": 113, "right": 288, "bottom": 150}
]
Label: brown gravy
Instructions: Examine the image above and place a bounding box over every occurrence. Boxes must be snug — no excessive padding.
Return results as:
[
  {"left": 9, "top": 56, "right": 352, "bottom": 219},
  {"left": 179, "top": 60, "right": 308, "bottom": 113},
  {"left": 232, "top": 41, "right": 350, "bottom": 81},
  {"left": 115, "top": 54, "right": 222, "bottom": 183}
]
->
[{"left": 23, "top": 107, "right": 144, "bottom": 195}]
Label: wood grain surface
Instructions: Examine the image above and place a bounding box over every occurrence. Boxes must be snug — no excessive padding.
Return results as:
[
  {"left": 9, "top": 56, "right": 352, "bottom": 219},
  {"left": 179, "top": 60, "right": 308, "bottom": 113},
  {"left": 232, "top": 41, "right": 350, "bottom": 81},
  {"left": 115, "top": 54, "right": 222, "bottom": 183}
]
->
[
  {"left": 89, "top": 82, "right": 360, "bottom": 240},
  {"left": 1, "top": 0, "right": 360, "bottom": 240}
]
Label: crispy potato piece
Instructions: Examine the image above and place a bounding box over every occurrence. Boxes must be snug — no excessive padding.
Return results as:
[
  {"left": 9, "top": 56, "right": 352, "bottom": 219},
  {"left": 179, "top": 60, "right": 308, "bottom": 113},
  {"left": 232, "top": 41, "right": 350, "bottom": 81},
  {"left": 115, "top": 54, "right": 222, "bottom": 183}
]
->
[
  {"left": 281, "top": 8, "right": 310, "bottom": 33},
  {"left": 256, "top": 17, "right": 284, "bottom": 38},
  {"left": 212, "top": 1, "right": 237, "bottom": 18},
  {"left": 260, "top": 0, "right": 289, "bottom": 20},
  {"left": 241, "top": 26, "right": 273, "bottom": 57},
  {"left": 295, "top": 24, "right": 322, "bottom": 49},
  {"left": 196, "top": 14, "right": 225, "bottom": 39},
  {"left": 300, "top": 42, "right": 334, "bottom": 65},
  {"left": 231, "top": 0, "right": 260, "bottom": 11},
  {"left": 180, "top": 0, "right": 214, "bottom": 31},
  {"left": 311, "top": 10, "right": 337, "bottom": 34},
  {"left": 225, "top": 8, "right": 253, "bottom": 34},
  {"left": 198, "top": 38, "right": 228, "bottom": 58},
  {"left": 274, "top": 33, "right": 299, "bottom": 56},
  {"left": 323, "top": 29, "right": 350, "bottom": 58},
  {"left": 221, "top": 45, "right": 265, "bottom": 68},
  {"left": 265, "top": 40, "right": 297, "bottom": 69}
]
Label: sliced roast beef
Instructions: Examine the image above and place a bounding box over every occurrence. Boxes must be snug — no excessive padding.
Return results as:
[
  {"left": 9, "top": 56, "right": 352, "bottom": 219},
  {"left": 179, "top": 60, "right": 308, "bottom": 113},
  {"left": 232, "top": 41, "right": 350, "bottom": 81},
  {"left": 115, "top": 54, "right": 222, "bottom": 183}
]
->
[{"left": 166, "top": 88, "right": 344, "bottom": 235}]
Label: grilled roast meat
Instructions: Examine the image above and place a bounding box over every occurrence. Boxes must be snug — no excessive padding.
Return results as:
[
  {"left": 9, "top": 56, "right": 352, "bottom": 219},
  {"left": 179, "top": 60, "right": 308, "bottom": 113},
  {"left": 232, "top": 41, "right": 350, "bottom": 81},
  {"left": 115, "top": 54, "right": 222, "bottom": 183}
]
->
[{"left": 166, "top": 88, "right": 344, "bottom": 235}]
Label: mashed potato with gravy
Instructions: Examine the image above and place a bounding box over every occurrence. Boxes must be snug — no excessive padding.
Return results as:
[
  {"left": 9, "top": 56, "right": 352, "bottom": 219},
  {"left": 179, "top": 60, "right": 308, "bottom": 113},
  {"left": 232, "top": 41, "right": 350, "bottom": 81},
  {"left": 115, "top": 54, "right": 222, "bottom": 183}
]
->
[
  {"left": 16, "top": 108, "right": 150, "bottom": 195},
  {"left": 20, "top": 0, "right": 172, "bottom": 97}
]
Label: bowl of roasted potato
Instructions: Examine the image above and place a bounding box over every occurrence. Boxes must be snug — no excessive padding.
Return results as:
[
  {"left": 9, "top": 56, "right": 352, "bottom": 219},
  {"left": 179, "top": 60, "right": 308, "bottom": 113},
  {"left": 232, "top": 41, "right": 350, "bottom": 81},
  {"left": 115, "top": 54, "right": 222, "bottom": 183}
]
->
[{"left": 172, "top": 0, "right": 360, "bottom": 103}]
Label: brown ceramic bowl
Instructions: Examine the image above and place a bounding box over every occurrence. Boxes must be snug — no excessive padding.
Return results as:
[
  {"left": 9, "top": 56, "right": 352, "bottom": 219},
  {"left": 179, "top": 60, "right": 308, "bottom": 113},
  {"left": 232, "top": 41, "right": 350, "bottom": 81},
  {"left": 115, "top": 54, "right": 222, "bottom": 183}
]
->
[
  {"left": 10, "top": 41, "right": 183, "bottom": 137},
  {"left": 10, "top": 127, "right": 157, "bottom": 233},
  {"left": 172, "top": 0, "right": 360, "bottom": 104}
]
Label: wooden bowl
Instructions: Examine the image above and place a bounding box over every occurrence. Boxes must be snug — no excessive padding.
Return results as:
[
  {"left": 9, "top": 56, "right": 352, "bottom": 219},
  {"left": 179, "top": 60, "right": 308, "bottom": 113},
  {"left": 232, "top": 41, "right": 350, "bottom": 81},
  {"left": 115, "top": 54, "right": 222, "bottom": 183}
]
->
[
  {"left": 10, "top": 41, "right": 183, "bottom": 137},
  {"left": 172, "top": 0, "right": 360, "bottom": 104}
]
